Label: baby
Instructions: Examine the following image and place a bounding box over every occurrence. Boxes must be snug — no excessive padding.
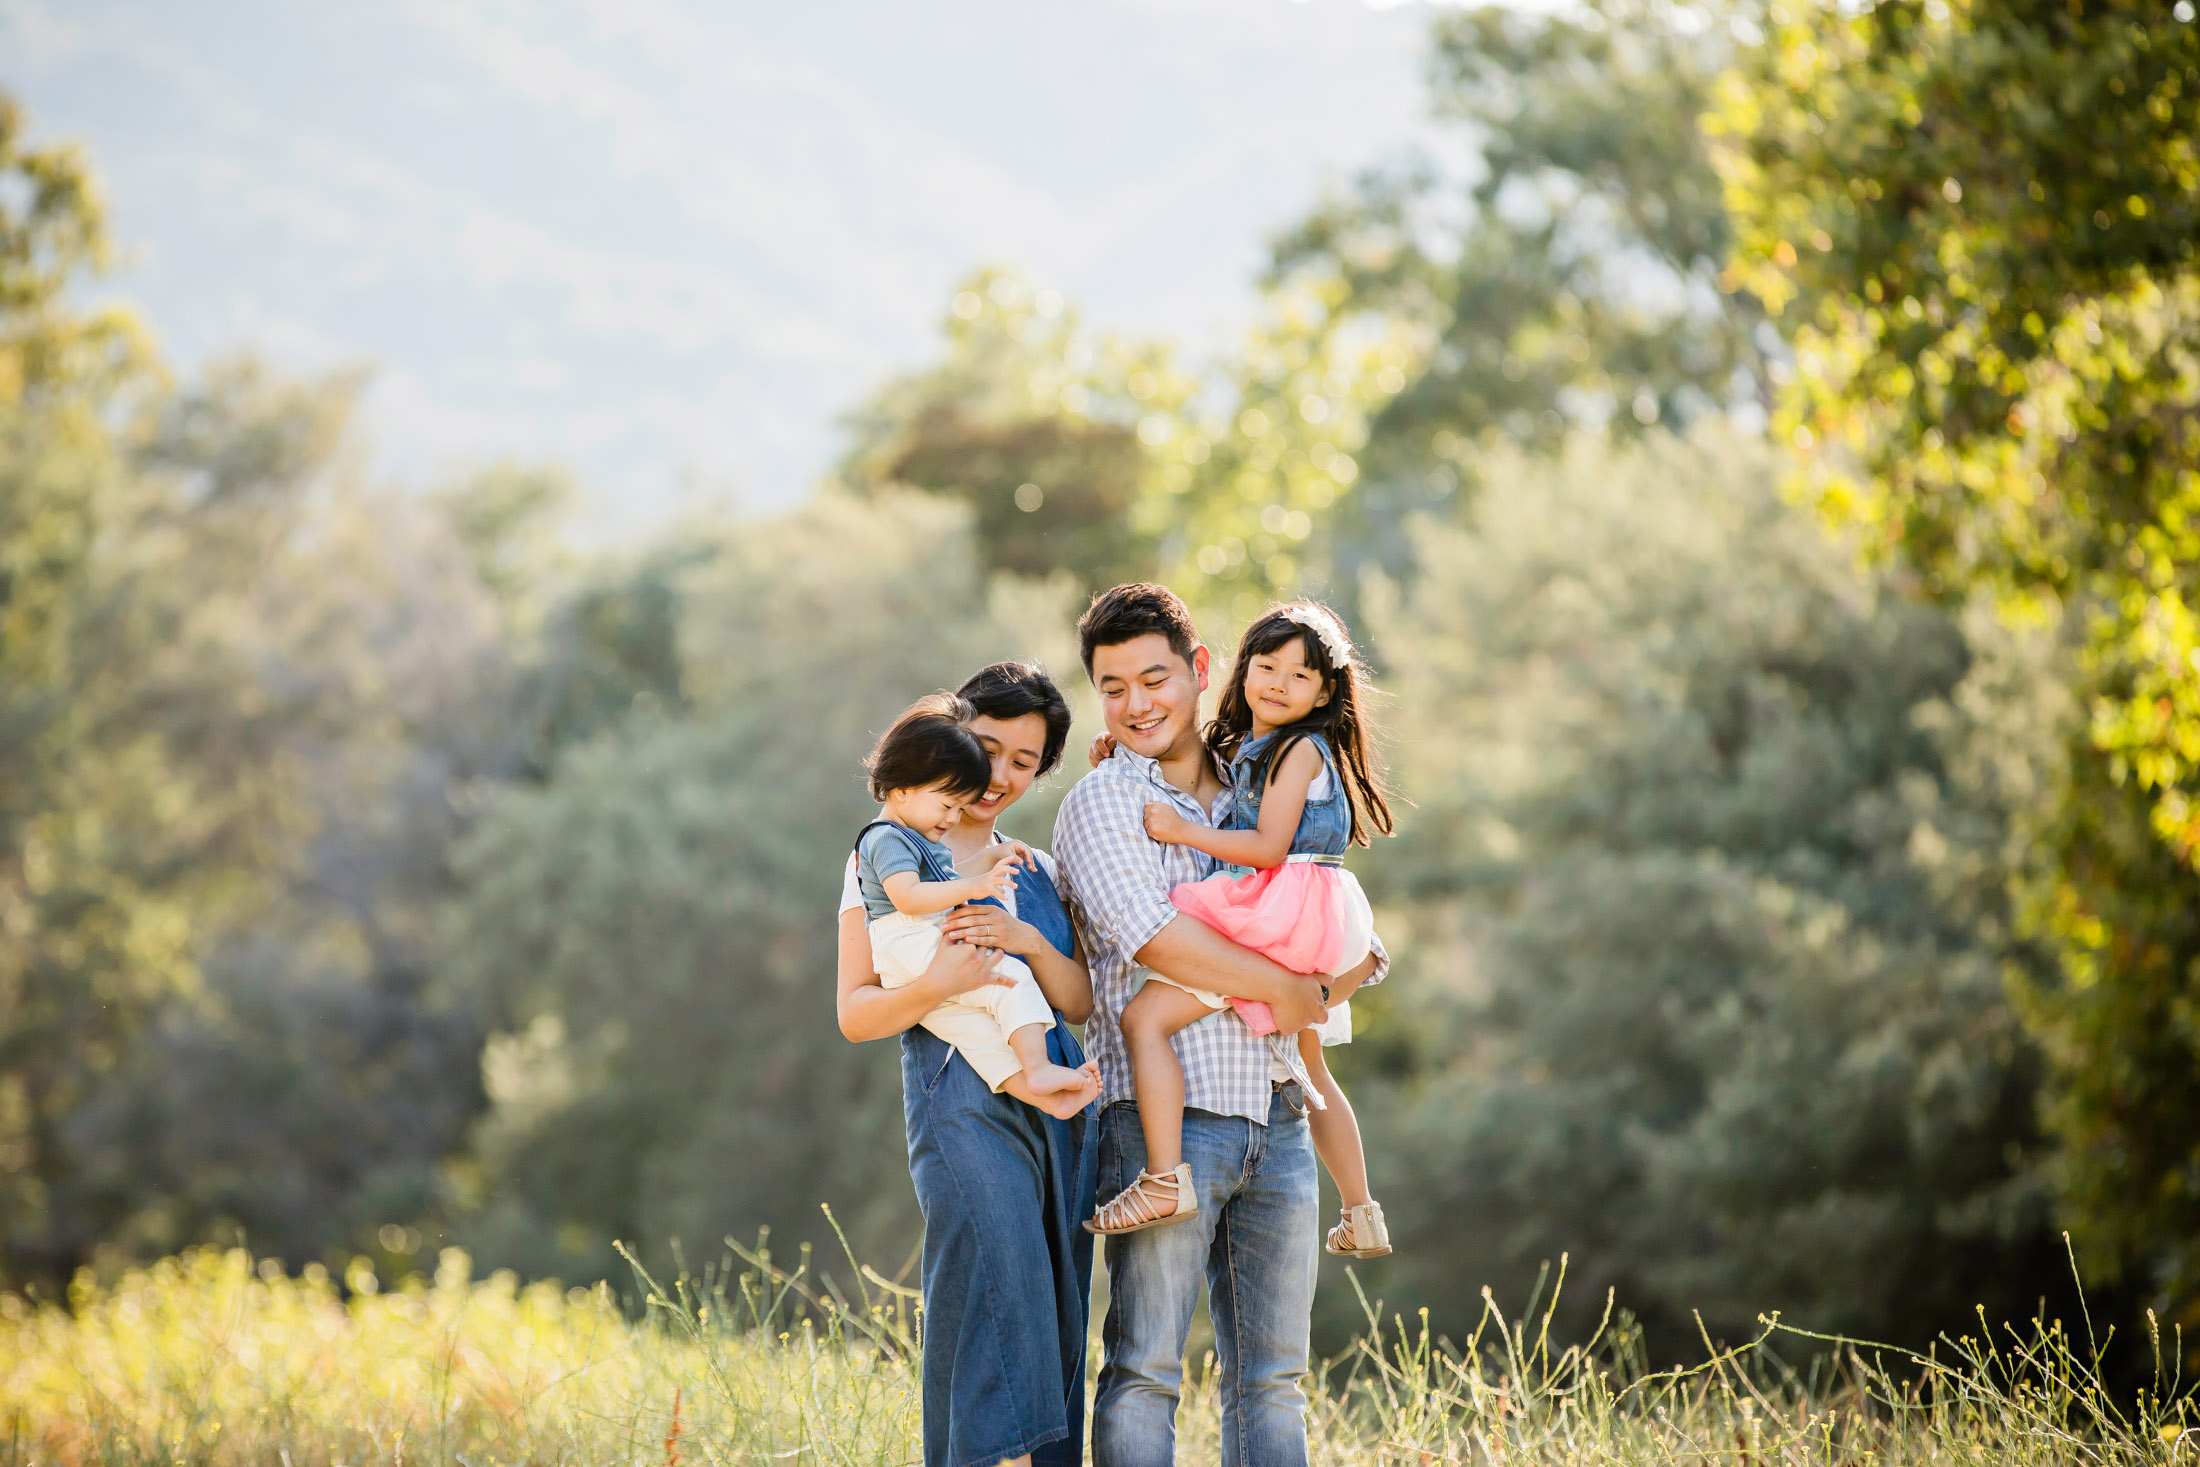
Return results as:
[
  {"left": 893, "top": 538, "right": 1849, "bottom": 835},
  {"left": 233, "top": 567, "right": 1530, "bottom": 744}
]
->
[{"left": 855, "top": 693, "right": 1094, "bottom": 1108}]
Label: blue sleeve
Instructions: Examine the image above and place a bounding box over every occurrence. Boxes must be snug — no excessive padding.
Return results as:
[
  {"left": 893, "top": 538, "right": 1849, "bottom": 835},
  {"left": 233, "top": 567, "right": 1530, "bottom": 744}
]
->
[{"left": 856, "top": 826, "right": 923, "bottom": 889}]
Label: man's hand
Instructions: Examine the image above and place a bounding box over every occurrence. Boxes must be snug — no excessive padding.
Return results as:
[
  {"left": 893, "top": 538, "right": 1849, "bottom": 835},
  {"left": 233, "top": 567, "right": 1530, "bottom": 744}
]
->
[
  {"left": 1142, "top": 802, "right": 1191, "bottom": 845},
  {"left": 1267, "top": 975, "right": 1329, "bottom": 1035}
]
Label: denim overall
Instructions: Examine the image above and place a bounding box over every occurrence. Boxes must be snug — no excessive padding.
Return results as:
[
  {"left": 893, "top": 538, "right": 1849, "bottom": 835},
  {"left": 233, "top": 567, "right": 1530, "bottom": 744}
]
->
[
  {"left": 888, "top": 832, "right": 1097, "bottom": 1467},
  {"left": 1225, "top": 729, "right": 1353, "bottom": 860}
]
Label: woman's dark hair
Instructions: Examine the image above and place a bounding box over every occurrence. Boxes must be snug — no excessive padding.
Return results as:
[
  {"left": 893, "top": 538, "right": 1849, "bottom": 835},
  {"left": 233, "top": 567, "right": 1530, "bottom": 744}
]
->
[
  {"left": 958, "top": 660, "right": 1073, "bottom": 775},
  {"left": 1077, "top": 582, "right": 1201, "bottom": 677},
  {"left": 865, "top": 693, "right": 992, "bottom": 803},
  {"left": 1207, "top": 601, "right": 1396, "bottom": 848}
]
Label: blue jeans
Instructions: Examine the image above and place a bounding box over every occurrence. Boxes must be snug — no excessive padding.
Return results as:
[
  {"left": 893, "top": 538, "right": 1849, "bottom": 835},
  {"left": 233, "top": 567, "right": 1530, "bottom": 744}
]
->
[
  {"left": 904, "top": 1024, "right": 1096, "bottom": 1467},
  {"left": 1092, "top": 1089, "right": 1319, "bottom": 1467}
]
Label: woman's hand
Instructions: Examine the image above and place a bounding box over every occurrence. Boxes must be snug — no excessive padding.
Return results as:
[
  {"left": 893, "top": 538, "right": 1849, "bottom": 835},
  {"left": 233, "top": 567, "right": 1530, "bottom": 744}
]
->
[
  {"left": 1143, "top": 801, "right": 1191, "bottom": 845},
  {"left": 1088, "top": 731, "right": 1117, "bottom": 768},
  {"left": 921, "top": 931, "right": 1015, "bottom": 1001},
  {"left": 942, "top": 902, "right": 1046, "bottom": 960}
]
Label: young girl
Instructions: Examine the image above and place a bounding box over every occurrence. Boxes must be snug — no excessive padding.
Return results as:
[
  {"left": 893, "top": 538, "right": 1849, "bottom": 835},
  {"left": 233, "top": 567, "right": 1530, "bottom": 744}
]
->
[
  {"left": 1087, "top": 602, "right": 1397, "bottom": 1258},
  {"left": 856, "top": 693, "right": 1095, "bottom": 1111}
]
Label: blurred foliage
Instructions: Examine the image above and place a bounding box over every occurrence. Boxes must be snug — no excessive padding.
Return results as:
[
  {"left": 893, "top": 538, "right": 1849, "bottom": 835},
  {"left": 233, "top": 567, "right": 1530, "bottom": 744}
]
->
[
  {"left": 838, "top": 268, "right": 1175, "bottom": 594},
  {"left": 1342, "top": 432, "right": 2070, "bottom": 1357},
  {"left": 0, "top": 126, "right": 303, "bottom": 1281},
  {"left": 7, "top": 1243, "right": 2190, "bottom": 1466},
  {"left": 1197, "top": 0, "right": 1771, "bottom": 609},
  {"left": 4, "top": 0, "right": 2188, "bottom": 1375},
  {"left": 1157, "top": 277, "right": 1412, "bottom": 618},
  {"left": 841, "top": 0, "right": 1772, "bottom": 619},
  {"left": 441, "top": 492, "right": 1080, "bottom": 1285},
  {"left": 3, "top": 350, "right": 529, "bottom": 1285},
  {"left": 1715, "top": 0, "right": 2200, "bottom": 1342},
  {"left": 0, "top": 96, "right": 143, "bottom": 402}
]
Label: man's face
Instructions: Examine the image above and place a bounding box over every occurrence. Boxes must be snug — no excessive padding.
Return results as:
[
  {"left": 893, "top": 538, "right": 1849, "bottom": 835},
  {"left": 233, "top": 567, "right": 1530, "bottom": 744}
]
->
[{"left": 1090, "top": 633, "right": 1209, "bottom": 761}]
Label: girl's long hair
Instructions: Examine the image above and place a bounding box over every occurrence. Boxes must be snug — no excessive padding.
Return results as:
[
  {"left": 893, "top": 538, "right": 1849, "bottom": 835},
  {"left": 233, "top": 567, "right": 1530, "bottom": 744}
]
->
[{"left": 1206, "top": 601, "right": 1395, "bottom": 848}]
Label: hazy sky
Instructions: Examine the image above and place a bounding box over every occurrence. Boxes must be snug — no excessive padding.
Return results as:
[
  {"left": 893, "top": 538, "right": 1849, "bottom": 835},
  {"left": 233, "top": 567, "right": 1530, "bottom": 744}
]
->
[{"left": 4, "top": 0, "right": 1451, "bottom": 527}]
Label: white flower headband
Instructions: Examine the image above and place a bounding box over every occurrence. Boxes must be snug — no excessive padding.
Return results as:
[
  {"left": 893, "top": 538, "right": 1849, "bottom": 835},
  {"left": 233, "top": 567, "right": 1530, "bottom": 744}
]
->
[{"left": 1277, "top": 602, "right": 1354, "bottom": 667}]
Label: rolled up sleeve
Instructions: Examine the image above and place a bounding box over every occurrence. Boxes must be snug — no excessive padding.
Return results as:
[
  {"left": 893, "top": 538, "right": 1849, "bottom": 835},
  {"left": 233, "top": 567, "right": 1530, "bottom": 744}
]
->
[{"left": 1363, "top": 928, "right": 1390, "bottom": 987}]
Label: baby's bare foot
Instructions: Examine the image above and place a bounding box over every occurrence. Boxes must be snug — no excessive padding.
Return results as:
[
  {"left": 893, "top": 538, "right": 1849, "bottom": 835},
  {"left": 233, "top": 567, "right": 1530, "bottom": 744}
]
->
[
  {"left": 1025, "top": 1061, "right": 1092, "bottom": 1095},
  {"left": 1036, "top": 1075, "right": 1100, "bottom": 1120}
]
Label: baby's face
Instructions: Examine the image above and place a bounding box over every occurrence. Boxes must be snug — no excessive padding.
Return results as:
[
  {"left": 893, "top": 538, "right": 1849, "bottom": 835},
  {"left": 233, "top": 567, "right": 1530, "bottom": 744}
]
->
[{"left": 889, "top": 781, "right": 968, "bottom": 843}]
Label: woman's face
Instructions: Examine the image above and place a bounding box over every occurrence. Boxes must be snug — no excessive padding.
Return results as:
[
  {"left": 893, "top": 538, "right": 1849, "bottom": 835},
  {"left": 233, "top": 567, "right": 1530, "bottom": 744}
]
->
[{"left": 962, "top": 711, "right": 1051, "bottom": 824}]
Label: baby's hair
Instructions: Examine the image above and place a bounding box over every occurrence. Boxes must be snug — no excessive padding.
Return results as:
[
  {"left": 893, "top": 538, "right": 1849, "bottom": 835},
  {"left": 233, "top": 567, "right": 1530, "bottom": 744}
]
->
[
  {"left": 1206, "top": 601, "right": 1396, "bottom": 848},
  {"left": 865, "top": 692, "right": 992, "bottom": 803}
]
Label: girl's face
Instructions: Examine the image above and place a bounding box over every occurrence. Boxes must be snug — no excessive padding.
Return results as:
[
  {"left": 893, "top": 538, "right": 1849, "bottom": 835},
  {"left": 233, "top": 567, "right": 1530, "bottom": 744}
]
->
[
  {"left": 963, "top": 711, "right": 1050, "bottom": 825},
  {"left": 885, "top": 780, "right": 974, "bottom": 843},
  {"left": 1240, "top": 633, "right": 1331, "bottom": 735}
]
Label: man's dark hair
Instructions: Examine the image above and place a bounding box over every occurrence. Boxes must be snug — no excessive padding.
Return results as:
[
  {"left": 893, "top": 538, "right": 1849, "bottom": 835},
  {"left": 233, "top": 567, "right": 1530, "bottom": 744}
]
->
[
  {"left": 865, "top": 693, "right": 991, "bottom": 802},
  {"left": 1076, "top": 582, "right": 1201, "bottom": 678},
  {"left": 958, "top": 660, "right": 1073, "bottom": 775}
]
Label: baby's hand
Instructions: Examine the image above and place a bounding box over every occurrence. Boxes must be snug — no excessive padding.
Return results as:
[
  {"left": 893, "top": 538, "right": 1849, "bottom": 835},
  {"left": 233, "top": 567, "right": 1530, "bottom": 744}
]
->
[
  {"left": 1143, "top": 802, "right": 1189, "bottom": 844},
  {"left": 971, "top": 860, "right": 1021, "bottom": 902},
  {"left": 984, "top": 839, "right": 1034, "bottom": 872},
  {"left": 1088, "top": 732, "right": 1118, "bottom": 768}
]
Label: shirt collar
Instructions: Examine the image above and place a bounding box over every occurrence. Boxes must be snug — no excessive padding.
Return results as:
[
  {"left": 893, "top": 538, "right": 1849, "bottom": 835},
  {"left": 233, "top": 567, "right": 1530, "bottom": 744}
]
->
[{"left": 1105, "top": 742, "right": 1228, "bottom": 814}]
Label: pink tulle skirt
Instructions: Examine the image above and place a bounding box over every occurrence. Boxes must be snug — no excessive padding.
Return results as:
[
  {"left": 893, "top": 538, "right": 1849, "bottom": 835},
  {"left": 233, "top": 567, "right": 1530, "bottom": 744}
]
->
[{"left": 1170, "top": 859, "right": 1374, "bottom": 1035}]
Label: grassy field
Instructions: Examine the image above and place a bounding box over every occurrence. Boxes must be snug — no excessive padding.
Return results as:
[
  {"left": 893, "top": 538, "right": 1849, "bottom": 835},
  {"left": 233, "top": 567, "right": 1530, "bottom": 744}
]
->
[{"left": 2, "top": 1229, "right": 2190, "bottom": 1466}]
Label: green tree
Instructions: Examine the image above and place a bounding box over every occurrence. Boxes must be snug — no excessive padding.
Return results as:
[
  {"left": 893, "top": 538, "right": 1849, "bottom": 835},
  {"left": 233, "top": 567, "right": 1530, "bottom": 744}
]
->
[
  {"left": 0, "top": 104, "right": 312, "bottom": 1285},
  {"left": 54, "top": 362, "right": 518, "bottom": 1277},
  {"left": 1180, "top": 0, "right": 1767, "bottom": 610},
  {"left": 1346, "top": 433, "right": 2069, "bottom": 1356},
  {"left": 839, "top": 268, "right": 1173, "bottom": 595},
  {"left": 1714, "top": 0, "right": 2200, "bottom": 1337},
  {"left": 442, "top": 490, "right": 1082, "bottom": 1285}
]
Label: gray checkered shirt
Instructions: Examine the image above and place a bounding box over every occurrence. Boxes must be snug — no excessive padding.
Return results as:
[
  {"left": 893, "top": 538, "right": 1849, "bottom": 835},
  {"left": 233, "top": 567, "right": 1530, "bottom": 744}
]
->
[{"left": 1053, "top": 745, "right": 1387, "bottom": 1125}]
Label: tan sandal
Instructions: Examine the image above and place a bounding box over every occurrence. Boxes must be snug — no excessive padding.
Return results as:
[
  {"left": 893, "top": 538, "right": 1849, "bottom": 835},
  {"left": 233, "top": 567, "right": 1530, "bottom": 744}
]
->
[
  {"left": 1085, "top": 1163, "right": 1197, "bottom": 1235},
  {"left": 1326, "top": 1201, "right": 1391, "bottom": 1258}
]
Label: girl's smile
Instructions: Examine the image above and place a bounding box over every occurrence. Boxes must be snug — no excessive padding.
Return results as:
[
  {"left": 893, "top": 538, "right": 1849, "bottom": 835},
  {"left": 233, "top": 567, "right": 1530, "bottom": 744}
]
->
[{"left": 1242, "top": 636, "right": 1331, "bottom": 737}]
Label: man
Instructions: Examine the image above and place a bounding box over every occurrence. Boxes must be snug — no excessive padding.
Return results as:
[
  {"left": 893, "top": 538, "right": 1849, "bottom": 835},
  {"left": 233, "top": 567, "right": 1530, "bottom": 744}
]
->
[{"left": 1053, "top": 582, "right": 1384, "bottom": 1466}]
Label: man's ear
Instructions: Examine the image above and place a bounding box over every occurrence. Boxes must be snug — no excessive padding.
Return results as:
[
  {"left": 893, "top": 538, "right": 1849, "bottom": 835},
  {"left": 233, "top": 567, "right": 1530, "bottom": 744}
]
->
[{"left": 1192, "top": 644, "right": 1211, "bottom": 693}]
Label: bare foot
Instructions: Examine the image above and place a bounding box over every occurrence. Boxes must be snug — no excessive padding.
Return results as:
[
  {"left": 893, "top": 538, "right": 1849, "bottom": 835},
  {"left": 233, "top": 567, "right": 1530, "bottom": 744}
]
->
[
  {"left": 1035, "top": 1071, "right": 1101, "bottom": 1120},
  {"left": 1025, "top": 1060, "right": 1094, "bottom": 1096}
]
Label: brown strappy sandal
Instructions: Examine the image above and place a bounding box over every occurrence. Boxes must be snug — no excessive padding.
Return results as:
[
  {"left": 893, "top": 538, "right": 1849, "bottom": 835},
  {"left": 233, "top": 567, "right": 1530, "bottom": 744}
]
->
[
  {"left": 1325, "top": 1201, "right": 1392, "bottom": 1258},
  {"left": 1085, "top": 1163, "right": 1198, "bottom": 1235}
]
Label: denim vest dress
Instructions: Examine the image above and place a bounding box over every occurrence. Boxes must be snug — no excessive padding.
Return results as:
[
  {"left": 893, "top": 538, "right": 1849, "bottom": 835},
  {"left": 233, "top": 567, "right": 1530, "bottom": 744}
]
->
[
  {"left": 895, "top": 842, "right": 1096, "bottom": 1467},
  {"left": 1224, "top": 729, "right": 1354, "bottom": 862}
]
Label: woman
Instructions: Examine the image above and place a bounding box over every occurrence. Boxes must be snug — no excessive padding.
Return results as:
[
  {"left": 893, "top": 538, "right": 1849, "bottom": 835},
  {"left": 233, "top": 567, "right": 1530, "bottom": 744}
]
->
[{"left": 837, "top": 660, "right": 1098, "bottom": 1467}]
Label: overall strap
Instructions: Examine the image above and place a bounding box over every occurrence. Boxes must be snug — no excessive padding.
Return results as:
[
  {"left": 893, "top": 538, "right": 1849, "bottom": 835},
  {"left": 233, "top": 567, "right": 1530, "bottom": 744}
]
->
[
  {"left": 854, "top": 819, "right": 959, "bottom": 885},
  {"left": 1009, "top": 852, "right": 1076, "bottom": 959}
]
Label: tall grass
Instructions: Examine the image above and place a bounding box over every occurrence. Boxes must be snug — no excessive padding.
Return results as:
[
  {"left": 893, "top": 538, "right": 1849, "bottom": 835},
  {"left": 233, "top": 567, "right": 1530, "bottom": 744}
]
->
[{"left": 2, "top": 1224, "right": 2189, "bottom": 1466}]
